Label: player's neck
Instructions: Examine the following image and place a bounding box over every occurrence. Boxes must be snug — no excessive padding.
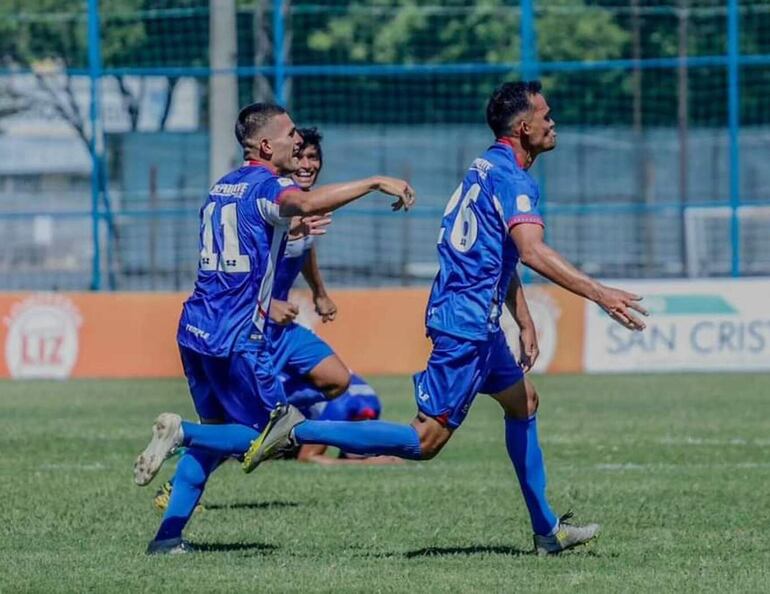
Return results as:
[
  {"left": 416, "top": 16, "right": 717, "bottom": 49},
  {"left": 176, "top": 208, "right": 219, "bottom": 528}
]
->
[
  {"left": 243, "top": 153, "right": 278, "bottom": 173},
  {"left": 496, "top": 137, "right": 534, "bottom": 170}
]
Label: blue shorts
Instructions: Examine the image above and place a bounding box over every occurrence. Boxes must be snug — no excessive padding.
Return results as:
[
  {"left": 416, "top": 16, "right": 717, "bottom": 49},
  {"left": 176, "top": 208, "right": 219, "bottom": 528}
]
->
[
  {"left": 268, "top": 323, "right": 335, "bottom": 377},
  {"left": 179, "top": 344, "right": 286, "bottom": 430},
  {"left": 413, "top": 329, "right": 525, "bottom": 430}
]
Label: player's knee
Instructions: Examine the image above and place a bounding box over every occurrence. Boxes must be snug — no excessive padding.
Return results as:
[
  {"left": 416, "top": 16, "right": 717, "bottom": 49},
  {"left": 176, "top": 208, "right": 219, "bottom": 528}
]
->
[
  {"left": 526, "top": 387, "right": 539, "bottom": 416},
  {"left": 412, "top": 415, "right": 452, "bottom": 460},
  {"left": 418, "top": 438, "right": 445, "bottom": 460},
  {"left": 309, "top": 358, "right": 352, "bottom": 399},
  {"left": 323, "top": 376, "right": 351, "bottom": 399}
]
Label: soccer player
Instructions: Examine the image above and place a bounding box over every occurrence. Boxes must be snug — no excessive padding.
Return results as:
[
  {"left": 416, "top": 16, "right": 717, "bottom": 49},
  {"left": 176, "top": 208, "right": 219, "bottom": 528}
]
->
[
  {"left": 268, "top": 127, "right": 350, "bottom": 400},
  {"left": 133, "top": 102, "right": 414, "bottom": 554},
  {"left": 243, "top": 82, "right": 648, "bottom": 555}
]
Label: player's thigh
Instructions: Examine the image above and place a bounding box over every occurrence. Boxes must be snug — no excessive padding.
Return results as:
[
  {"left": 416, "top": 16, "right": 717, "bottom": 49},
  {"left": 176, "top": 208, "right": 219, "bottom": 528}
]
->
[
  {"left": 202, "top": 347, "right": 286, "bottom": 430},
  {"left": 480, "top": 331, "right": 536, "bottom": 419},
  {"left": 283, "top": 324, "right": 350, "bottom": 395},
  {"left": 179, "top": 345, "right": 226, "bottom": 421},
  {"left": 413, "top": 331, "right": 491, "bottom": 431}
]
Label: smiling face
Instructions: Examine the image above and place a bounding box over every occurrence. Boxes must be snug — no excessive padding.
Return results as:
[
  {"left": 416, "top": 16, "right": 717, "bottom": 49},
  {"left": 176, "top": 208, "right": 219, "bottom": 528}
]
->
[{"left": 291, "top": 143, "right": 322, "bottom": 189}]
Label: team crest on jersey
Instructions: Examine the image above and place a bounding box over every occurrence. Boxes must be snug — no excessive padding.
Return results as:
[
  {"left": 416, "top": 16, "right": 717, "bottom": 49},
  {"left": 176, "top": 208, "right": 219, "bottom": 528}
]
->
[
  {"left": 4, "top": 294, "right": 82, "bottom": 379},
  {"left": 277, "top": 177, "right": 294, "bottom": 187},
  {"left": 516, "top": 194, "right": 532, "bottom": 213}
]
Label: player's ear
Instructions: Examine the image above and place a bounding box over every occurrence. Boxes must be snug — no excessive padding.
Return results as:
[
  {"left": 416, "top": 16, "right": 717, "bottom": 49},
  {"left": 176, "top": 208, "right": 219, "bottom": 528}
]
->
[{"left": 258, "top": 137, "right": 273, "bottom": 159}]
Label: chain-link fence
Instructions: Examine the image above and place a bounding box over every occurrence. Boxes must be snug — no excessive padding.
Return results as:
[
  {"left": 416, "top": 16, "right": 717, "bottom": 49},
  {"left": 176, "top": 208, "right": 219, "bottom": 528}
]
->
[{"left": 1, "top": 0, "right": 769, "bottom": 290}]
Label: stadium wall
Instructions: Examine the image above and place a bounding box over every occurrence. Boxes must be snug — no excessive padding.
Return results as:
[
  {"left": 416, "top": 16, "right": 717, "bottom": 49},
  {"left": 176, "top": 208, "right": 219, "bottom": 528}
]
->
[{"left": 0, "top": 279, "right": 767, "bottom": 380}]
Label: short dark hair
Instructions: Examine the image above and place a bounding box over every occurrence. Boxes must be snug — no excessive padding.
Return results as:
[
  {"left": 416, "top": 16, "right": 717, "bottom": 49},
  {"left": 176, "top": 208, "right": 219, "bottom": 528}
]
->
[
  {"left": 297, "top": 126, "right": 323, "bottom": 165},
  {"left": 486, "top": 80, "right": 543, "bottom": 138},
  {"left": 234, "top": 102, "right": 287, "bottom": 149}
]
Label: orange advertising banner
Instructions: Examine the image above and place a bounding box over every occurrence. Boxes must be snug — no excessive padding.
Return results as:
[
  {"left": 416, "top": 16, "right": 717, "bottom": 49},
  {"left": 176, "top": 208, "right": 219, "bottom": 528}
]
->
[{"left": 0, "top": 287, "right": 584, "bottom": 379}]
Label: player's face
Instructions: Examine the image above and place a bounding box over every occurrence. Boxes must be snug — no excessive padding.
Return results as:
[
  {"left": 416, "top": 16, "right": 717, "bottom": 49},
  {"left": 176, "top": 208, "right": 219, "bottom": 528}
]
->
[
  {"left": 524, "top": 94, "right": 556, "bottom": 154},
  {"left": 291, "top": 145, "right": 322, "bottom": 189},
  {"left": 266, "top": 113, "right": 303, "bottom": 174}
]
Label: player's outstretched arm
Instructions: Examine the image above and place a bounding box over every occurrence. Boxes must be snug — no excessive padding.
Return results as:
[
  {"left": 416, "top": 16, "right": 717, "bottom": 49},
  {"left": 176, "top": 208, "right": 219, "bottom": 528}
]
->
[
  {"left": 505, "top": 271, "right": 539, "bottom": 372},
  {"left": 302, "top": 245, "right": 337, "bottom": 323},
  {"left": 279, "top": 176, "right": 415, "bottom": 217},
  {"left": 510, "top": 223, "right": 648, "bottom": 331}
]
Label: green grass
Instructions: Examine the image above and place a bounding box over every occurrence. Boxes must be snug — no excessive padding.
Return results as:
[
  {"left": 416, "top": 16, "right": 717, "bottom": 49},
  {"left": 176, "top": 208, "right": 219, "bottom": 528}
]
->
[{"left": 1, "top": 374, "right": 769, "bottom": 593}]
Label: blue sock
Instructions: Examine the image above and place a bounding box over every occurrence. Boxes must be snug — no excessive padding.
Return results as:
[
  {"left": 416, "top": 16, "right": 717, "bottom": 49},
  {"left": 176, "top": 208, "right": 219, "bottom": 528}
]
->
[
  {"left": 294, "top": 420, "right": 422, "bottom": 460},
  {"left": 181, "top": 421, "right": 259, "bottom": 456},
  {"left": 505, "top": 416, "right": 559, "bottom": 536},
  {"left": 154, "top": 448, "right": 221, "bottom": 542}
]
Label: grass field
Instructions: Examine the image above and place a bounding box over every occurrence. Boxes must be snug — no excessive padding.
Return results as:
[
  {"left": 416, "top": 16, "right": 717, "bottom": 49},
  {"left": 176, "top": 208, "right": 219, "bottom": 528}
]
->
[{"left": 1, "top": 374, "right": 769, "bottom": 593}]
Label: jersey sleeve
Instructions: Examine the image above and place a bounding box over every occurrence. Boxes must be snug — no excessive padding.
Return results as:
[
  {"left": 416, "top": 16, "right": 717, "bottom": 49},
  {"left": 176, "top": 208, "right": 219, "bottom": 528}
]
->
[
  {"left": 255, "top": 175, "right": 302, "bottom": 225},
  {"left": 491, "top": 169, "right": 544, "bottom": 230}
]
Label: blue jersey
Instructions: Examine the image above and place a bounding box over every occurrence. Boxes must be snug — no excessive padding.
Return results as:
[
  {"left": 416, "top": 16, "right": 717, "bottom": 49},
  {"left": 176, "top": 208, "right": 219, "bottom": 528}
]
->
[
  {"left": 426, "top": 142, "right": 544, "bottom": 341},
  {"left": 273, "top": 235, "right": 314, "bottom": 302},
  {"left": 177, "top": 161, "right": 301, "bottom": 356}
]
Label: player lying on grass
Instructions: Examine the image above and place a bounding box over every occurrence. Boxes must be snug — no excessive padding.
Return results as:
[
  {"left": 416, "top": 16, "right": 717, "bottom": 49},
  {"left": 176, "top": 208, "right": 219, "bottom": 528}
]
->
[
  {"left": 133, "top": 102, "right": 414, "bottom": 555},
  {"left": 242, "top": 81, "right": 649, "bottom": 556}
]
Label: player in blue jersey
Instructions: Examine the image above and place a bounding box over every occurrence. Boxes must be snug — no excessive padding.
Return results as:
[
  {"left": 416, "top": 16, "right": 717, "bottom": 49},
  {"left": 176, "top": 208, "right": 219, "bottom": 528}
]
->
[
  {"left": 150, "top": 127, "right": 398, "bottom": 515},
  {"left": 132, "top": 102, "right": 415, "bottom": 554},
  {"left": 244, "top": 82, "right": 648, "bottom": 555},
  {"left": 268, "top": 127, "right": 351, "bottom": 399}
]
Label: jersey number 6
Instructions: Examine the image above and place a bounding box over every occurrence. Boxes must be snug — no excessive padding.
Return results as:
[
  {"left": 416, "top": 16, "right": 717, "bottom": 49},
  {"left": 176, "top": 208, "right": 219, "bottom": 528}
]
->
[{"left": 442, "top": 183, "right": 480, "bottom": 253}]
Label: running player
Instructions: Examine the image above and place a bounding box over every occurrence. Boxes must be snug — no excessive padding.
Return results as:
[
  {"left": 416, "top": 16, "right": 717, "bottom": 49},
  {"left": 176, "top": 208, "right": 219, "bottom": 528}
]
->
[
  {"left": 243, "top": 82, "right": 648, "bottom": 555},
  {"left": 133, "top": 102, "right": 414, "bottom": 554}
]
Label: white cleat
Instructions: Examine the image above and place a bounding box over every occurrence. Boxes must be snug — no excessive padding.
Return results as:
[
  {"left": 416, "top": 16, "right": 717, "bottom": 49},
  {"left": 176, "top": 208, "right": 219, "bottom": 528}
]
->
[
  {"left": 533, "top": 512, "right": 600, "bottom": 555},
  {"left": 133, "top": 413, "right": 183, "bottom": 486}
]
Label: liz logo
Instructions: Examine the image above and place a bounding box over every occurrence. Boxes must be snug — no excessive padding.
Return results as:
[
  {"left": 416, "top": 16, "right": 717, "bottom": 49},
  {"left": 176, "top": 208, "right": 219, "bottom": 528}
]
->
[{"left": 5, "top": 294, "right": 82, "bottom": 379}]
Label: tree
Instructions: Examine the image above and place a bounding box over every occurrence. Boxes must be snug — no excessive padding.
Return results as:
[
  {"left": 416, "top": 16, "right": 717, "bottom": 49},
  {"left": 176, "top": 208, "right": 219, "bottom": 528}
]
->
[{"left": 291, "top": 0, "right": 629, "bottom": 124}]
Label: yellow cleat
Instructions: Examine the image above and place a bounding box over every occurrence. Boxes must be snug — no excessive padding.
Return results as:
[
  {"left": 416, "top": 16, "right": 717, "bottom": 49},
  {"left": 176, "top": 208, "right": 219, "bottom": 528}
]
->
[
  {"left": 152, "top": 481, "right": 204, "bottom": 514},
  {"left": 242, "top": 404, "right": 305, "bottom": 473}
]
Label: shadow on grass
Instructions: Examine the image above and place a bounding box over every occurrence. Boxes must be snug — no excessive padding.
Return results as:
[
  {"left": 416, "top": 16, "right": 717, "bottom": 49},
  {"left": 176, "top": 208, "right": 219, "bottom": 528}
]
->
[
  {"left": 204, "top": 500, "right": 300, "bottom": 511},
  {"left": 191, "top": 541, "right": 279, "bottom": 554},
  {"left": 398, "top": 545, "right": 612, "bottom": 559},
  {"left": 404, "top": 545, "right": 532, "bottom": 558}
]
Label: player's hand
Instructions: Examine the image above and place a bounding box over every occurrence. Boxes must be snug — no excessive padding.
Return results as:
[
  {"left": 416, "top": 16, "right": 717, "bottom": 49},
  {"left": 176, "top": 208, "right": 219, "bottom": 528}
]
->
[
  {"left": 518, "top": 324, "right": 540, "bottom": 373},
  {"left": 373, "top": 176, "right": 416, "bottom": 211},
  {"left": 269, "top": 299, "right": 299, "bottom": 325},
  {"left": 596, "top": 285, "right": 648, "bottom": 331},
  {"left": 289, "top": 214, "right": 332, "bottom": 239},
  {"left": 314, "top": 293, "right": 337, "bottom": 323}
]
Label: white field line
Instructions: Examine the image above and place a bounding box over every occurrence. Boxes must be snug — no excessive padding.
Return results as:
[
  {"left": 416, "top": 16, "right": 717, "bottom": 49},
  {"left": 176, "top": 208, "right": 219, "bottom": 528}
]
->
[
  {"left": 596, "top": 462, "right": 770, "bottom": 471},
  {"left": 39, "top": 462, "right": 106, "bottom": 471}
]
